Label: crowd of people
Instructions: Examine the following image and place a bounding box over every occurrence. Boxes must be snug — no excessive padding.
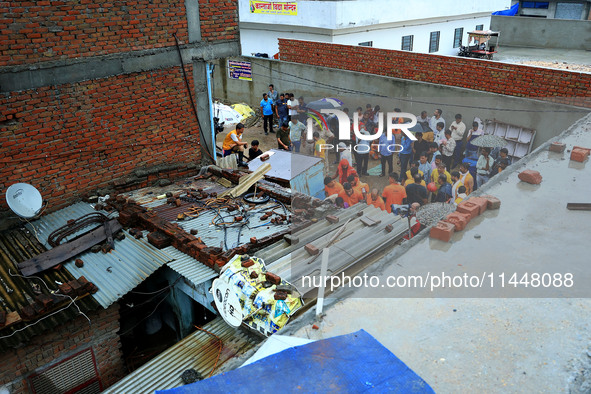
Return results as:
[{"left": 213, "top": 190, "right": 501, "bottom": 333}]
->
[{"left": 221, "top": 87, "right": 513, "bottom": 216}]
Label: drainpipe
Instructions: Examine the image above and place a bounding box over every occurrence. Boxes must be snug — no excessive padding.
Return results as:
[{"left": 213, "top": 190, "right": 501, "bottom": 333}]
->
[{"left": 206, "top": 63, "right": 216, "bottom": 160}]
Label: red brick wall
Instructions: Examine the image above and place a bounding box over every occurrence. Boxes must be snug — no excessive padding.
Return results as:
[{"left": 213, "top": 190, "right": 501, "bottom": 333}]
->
[
  {"left": 0, "top": 66, "right": 202, "bottom": 212},
  {"left": 0, "top": 304, "right": 124, "bottom": 393},
  {"left": 278, "top": 39, "right": 591, "bottom": 108},
  {"left": 0, "top": 0, "right": 189, "bottom": 67},
  {"left": 199, "top": 0, "right": 239, "bottom": 41}
]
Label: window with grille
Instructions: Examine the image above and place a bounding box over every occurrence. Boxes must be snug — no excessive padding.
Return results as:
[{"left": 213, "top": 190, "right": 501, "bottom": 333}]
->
[
  {"left": 476, "top": 24, "right": 484, "bottom": 30},
  {"left": 401, "top": 35, "right": 413, "bottom": 51},
  {"left": 429, "top": 31, "right": 440, "bottom": 53},
  {"left": 28, "top": 348, "right": 102, "bottom": 394},
  {"left": 522, "top": 1, "right": 549, "bottom": 8},
  {"left": 453, "top": 28, "right": 463, "bottom": 48}
]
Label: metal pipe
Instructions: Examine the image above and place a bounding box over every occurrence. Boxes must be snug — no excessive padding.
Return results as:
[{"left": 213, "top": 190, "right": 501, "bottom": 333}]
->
[{"left": 206, "top": 63, "right": 216, "bottom": 161}]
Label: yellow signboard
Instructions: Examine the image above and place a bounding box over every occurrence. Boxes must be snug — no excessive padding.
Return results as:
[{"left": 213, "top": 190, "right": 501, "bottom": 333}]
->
[{"left": 250, "top": 1, "right": 297, "bottom": 15}]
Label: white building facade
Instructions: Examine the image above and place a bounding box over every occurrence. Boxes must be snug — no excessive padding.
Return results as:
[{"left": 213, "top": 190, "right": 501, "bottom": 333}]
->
[{"left": 239, "top": 0, "right": 511, "bottom": 57}]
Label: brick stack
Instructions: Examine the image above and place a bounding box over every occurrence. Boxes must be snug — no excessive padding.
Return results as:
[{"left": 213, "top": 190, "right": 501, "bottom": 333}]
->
[
  {"left": 430, "top": 195, "right": 500, "bottom": 242},
  {"left": 278, "top": 39, "right": 591, "bottom": 109}
]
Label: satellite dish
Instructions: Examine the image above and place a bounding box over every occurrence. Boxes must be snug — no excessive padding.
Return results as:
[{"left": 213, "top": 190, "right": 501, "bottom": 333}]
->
[
  {"left": 211, "top": 278, "right": 243, "bottom": 328},
  {"left": 5, "top": 183, "right": 44, "bottom": 219}
]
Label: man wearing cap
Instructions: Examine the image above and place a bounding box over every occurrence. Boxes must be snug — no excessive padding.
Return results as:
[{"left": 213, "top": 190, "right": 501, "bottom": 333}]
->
[
  {"left": 222, "top": 123, "right": 248, "bottom": 167},
  {"left": 338, "top": 142, "right": 353, "bottom": 168}
]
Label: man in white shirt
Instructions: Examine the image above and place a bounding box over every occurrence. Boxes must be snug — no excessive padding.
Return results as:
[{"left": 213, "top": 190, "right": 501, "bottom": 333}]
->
[
  {"left": 429, "top": 108, "right": 445, "bottom": 133},
  {"left": 449, "top": 113, "right": 466, "bottom": 168},
  {"left": 287, "top": 93, "right": 298, "bottom": 121},
  {"left": 288, "top": 117, "right": 306, "bottom": 153}
]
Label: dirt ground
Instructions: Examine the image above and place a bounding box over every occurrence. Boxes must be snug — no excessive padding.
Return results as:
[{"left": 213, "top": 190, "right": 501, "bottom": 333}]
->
[{"left": 216, "top": 117, "right": 397, "bottom": 192}]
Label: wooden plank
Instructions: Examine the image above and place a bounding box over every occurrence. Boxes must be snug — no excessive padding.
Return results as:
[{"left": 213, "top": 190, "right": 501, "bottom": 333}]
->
[
  {"left": 18, "top": 219, "right": 122, "bottom": 276},
  {"left": 220, "top": 163, "right": 271, "bottom": 198}
]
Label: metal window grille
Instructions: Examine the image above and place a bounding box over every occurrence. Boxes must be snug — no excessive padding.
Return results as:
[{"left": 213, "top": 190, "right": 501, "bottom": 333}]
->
[
  {"left": 401, "top": 35, "right": 413, "bottom": 51},
  {"left": 28, "top": 348, "right": 102, "bottom": 394},
  {"left": 453, "top": 28, "right": 463, "bottom": 48},
  {"left": 429, "top": 31, "right": 440, "bottom": 53}
]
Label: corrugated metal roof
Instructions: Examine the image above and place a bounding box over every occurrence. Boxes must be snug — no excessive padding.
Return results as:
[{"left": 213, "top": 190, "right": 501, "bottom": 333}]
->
[
  {"left": 165, "top": 200, "right": 290, "bottom": 251},
  {"left": 25, "top": 203, "right": 172, "bottom": 308},
  {"left": 103, "top": 317, "right": 260, "bottom": 393},
  {"left": 0, "top": 228, "right": 100, "bottom": 351},
  {"left": 162, "top": 246, "right": 217, "bottom": 286}
]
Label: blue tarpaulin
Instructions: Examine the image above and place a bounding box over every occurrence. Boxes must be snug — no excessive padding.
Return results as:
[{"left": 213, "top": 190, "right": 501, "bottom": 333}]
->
[
  {"left": 492, "top": 3, "right": 519, "bottom": 15},
  {"left": 157, "top": 329, "right": 434, "bottom": 393}
]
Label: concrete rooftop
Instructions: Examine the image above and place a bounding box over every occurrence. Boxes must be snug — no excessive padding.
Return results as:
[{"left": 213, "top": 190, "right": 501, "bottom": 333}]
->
[
  {"left": 495, "top": 47, "right": 591, "bottom": 73},
  {"left": 285, "top": 114, "right": 591, "bottom": 392}
]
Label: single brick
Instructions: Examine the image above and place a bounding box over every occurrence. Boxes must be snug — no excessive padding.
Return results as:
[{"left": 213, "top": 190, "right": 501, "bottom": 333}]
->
[
  {"left": 385, "top": 224, "right": 393, "bottom": 233},
  {"left": 456, "top": 201, "right": 480, "bottom": 219},
  {"left": 480, "top": 195, "right": 501, "bottom": 210},
  {"left": 241, "top": 259, "right": 255, "bottom": 268},
  {"left": 304, "top": 243, "right": 319, "bottom": 256},
  {"left": 250, "top": 237, "right": 257, "bottom": 244},
  {"left": 445, "top": 212, "right": 470, "bottom": 231},
  {"left": 518, "top": 170, "right": 542, "bottom": 184},
  {"left": 75, "top": 258, "right": 84, "bottom": 268},
  {"left": 274, "top": 291, "right": 287, "bottom": 300},
  {"left": 548, "top": 142, "right": 565, "bottom": 153},
  {"left": 284, "top": 234, "right": 299, "bottom": 245},
  {"left": 469, "top": 197, "right": 488, "bottom": 215},
  {"left": 430, "top": 221, "right": 455, "bottom": 242},
  {"left": 325, "top": 215, "right": 339, "bottom": 224},
  {"left": 570, "top": 148, "right": 589, "bottom": 163},
  {"left": 250, "top": 271, "right": 259, "bottom": 279},
  {"left": 265, "top": 272, "right": 281, "bottom": 285}
]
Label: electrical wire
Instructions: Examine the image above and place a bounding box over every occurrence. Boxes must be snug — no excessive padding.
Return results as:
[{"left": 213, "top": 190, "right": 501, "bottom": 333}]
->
[
  {"left": 193, "top": 325, "right": 224, "bottom": 378},
  {"left": 172, "top": 32, "right": 216, "bottom": 163},
  {"left": 0, "top": 270, "right": 91, "bottom": 340},
  {"left": 118, "top": 291, "right": 170, "bottom": 337}
]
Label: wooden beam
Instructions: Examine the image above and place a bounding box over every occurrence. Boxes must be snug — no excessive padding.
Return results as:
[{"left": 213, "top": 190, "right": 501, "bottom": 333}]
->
[{"left": 18, "top": 219, "right": 122, "bottom": 276}]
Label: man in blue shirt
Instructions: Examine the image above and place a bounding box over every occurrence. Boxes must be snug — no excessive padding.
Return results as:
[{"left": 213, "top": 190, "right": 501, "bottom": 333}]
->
[
  {"left": 260, "top": 93, "right": 274, "bottom": 135},
  {"left": 275, "top": 93, "right": 288, "bottom": 127},
  {"left": 378, "top": 133, "right": 396, "bottom": 177},
  {"left": 399, "top": 134, "right": 413, "bottom": 178},
  {"left": 436, "top": 173, "right": 453, "bottom": 202}
]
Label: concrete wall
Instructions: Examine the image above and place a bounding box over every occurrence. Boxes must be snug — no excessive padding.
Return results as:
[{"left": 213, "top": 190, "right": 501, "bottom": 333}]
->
[
  {"left": 212, "top": 56, "right": 589, "bottom": 149},
  {"left": 491, "top": 15, "right": 591, "bottom": 49}
]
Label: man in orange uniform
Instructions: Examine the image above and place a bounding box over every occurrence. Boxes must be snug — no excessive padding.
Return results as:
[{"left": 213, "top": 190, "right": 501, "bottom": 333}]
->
[
  {"left": 382, "top": 172, "right": 407, "bottom": 213},
  {"left": 338, "top": 182, "right": 364, "bottom": 207},
  {"left": 366, "top": 188, "right": 386, "bottom": 211},
  {"left": 324, "top": 176, "right": 344, "bottom": 198},
  {"left": 348, "top": 173, "right": 369, "bottom": 200}
]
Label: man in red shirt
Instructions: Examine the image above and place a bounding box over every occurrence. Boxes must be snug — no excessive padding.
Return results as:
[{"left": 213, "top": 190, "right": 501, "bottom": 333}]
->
[
  {"left": 382, "top": 172, "right": 407, "bottom": 213},
  {"left": 337, "top": 182, "right": 364, "bottom": 207}
]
